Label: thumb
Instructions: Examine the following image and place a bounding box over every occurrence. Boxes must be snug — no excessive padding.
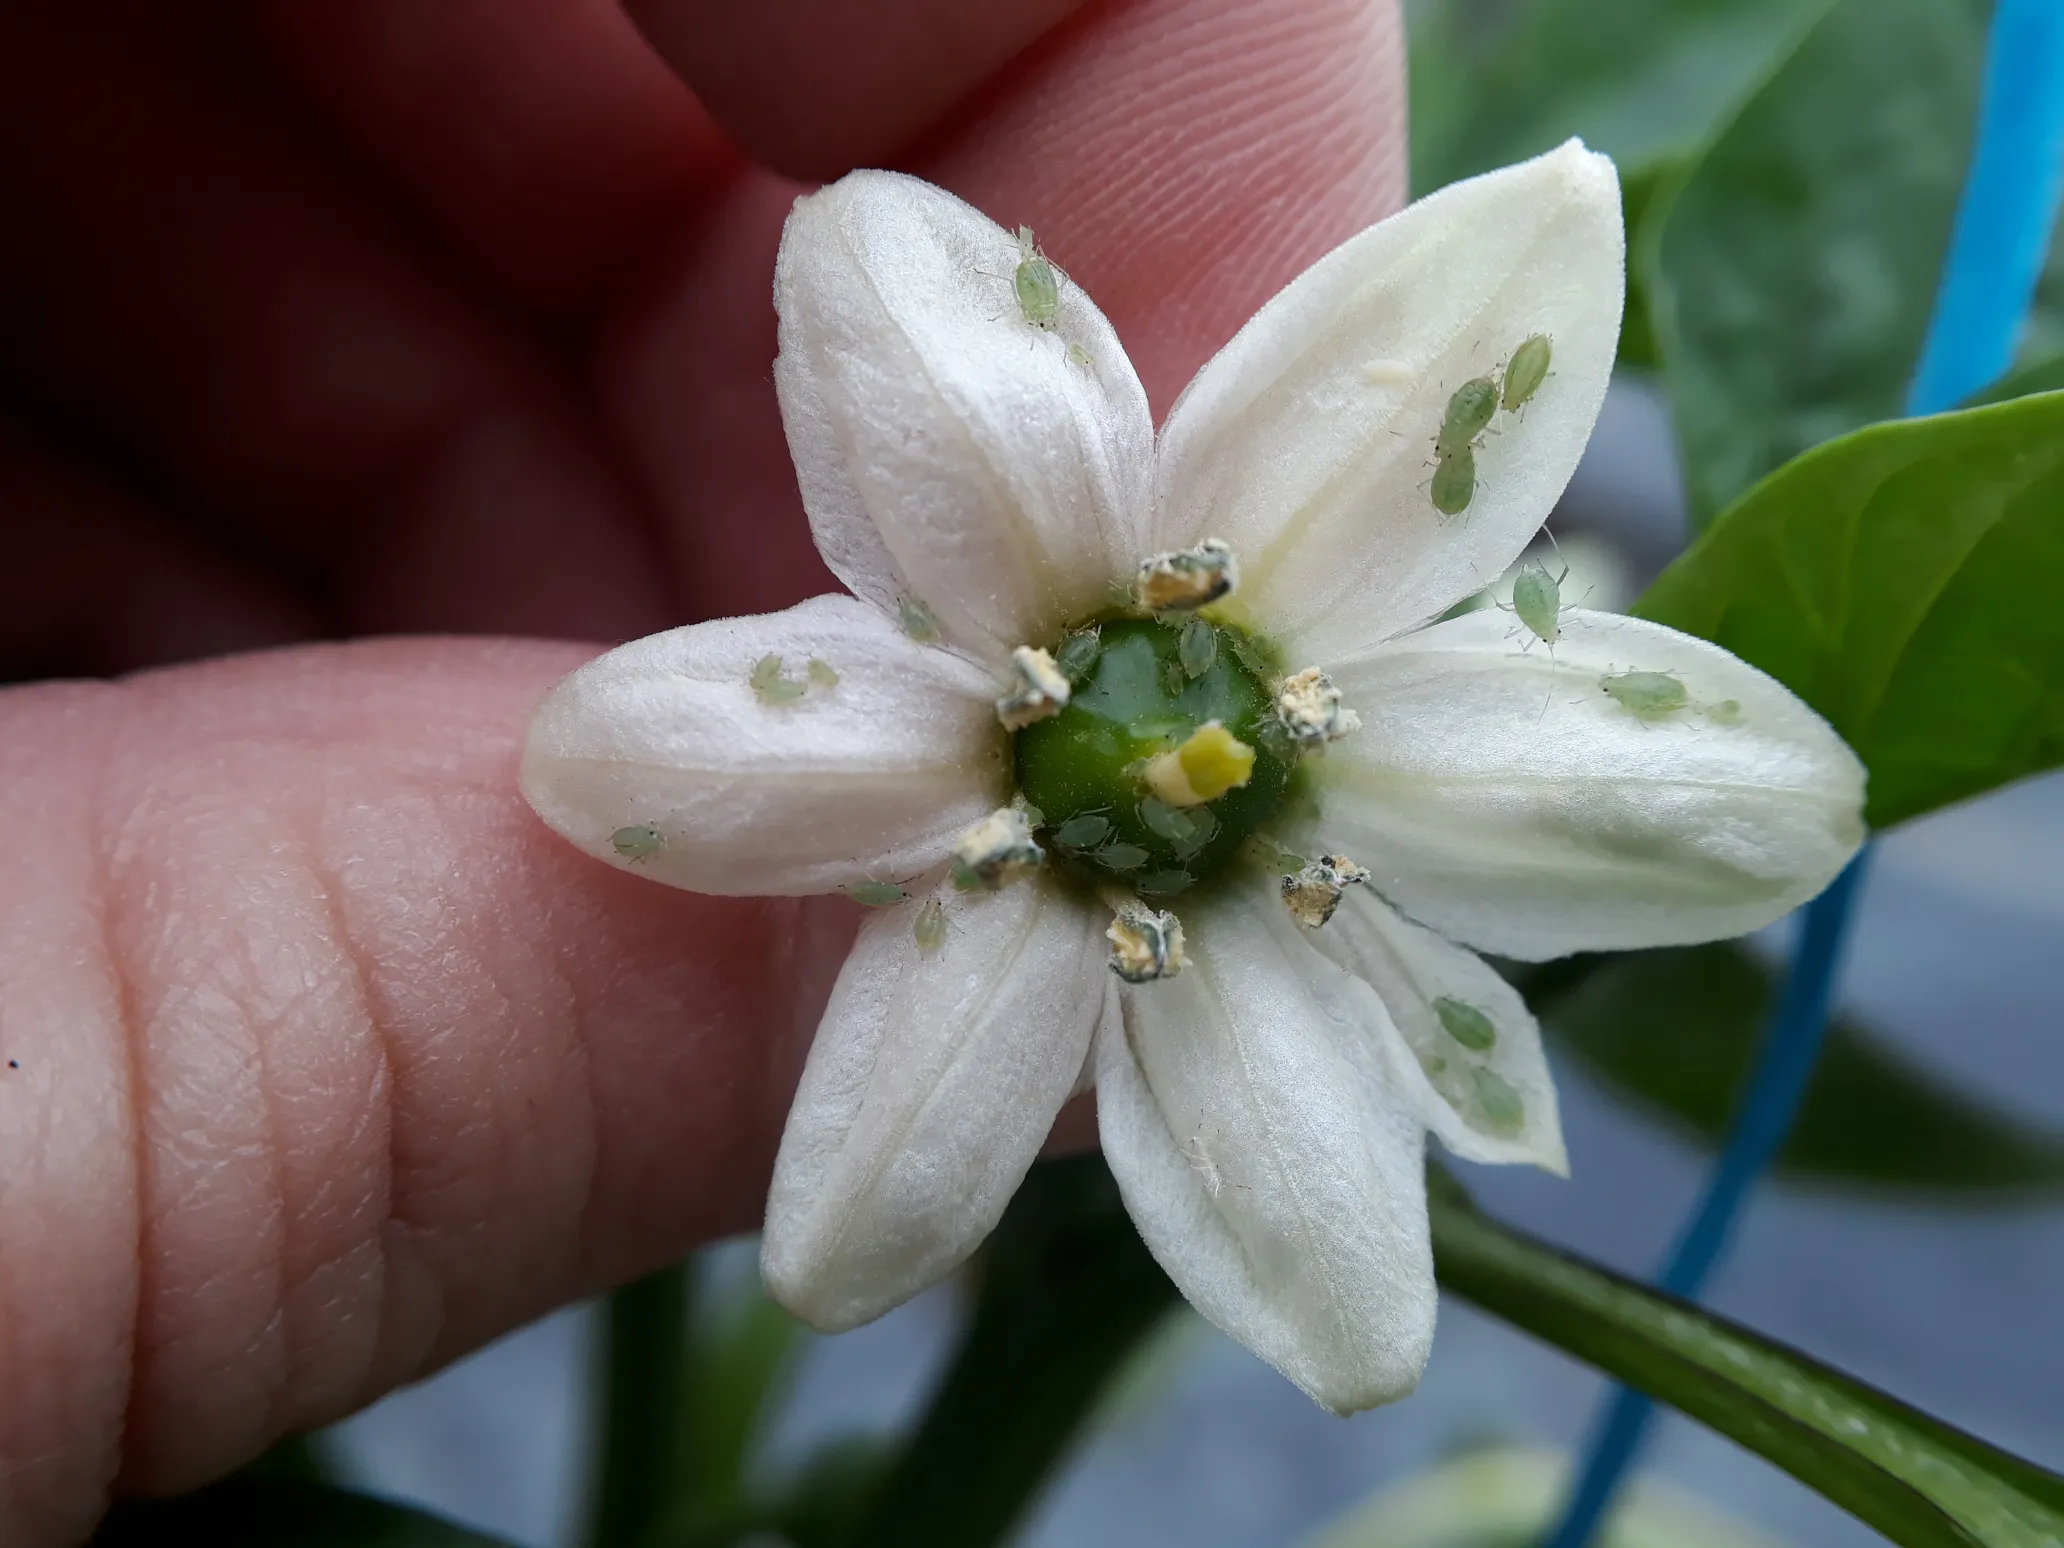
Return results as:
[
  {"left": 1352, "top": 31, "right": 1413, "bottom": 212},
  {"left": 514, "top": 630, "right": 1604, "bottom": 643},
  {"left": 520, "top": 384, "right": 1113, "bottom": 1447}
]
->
[{"left": 0, "top": 639, "right": 852, "bottom": 1543}]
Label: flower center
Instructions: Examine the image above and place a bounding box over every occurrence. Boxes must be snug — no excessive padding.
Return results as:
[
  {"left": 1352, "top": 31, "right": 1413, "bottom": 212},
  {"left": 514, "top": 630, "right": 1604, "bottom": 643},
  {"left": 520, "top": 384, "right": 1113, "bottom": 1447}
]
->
[{"left": 1013, "top": 616, "right": 1294, "bottom": 897}]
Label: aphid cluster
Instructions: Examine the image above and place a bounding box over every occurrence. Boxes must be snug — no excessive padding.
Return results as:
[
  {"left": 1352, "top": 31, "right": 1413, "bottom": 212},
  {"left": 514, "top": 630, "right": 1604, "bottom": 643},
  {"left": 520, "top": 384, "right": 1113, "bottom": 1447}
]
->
[
  {"left": 1429, "top": 332, "right": 1553, "bottom": 517},
  {"left": 1429, "top": 995, "right": 1524, "bottom": 1133},
  {"left": 749, "top": 654, "right": 838, "bottom": 705}
]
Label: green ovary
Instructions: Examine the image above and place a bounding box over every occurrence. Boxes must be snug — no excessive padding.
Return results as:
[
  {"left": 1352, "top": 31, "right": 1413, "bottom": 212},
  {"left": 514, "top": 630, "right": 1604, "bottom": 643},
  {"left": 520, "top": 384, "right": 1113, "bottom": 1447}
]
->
[{"left": 1014, "top": 617, "right": 1294, "bottom": 892}]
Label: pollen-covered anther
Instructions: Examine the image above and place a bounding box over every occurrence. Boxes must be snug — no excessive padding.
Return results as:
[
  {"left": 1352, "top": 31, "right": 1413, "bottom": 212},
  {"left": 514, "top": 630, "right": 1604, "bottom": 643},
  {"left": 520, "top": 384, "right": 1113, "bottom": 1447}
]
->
[
  {"left": 995, "top": 646, "right": 1071, "bottom": 730},
  {"left": 1143, "top": 720, "right": 1255, "bottom": 807},
  {"left": 1275, "top": 667, "right": 1362, "bottom": 745},
  {"left": 1137, "top": 539, "right": 1237, "bottom": 612},
  {"left": 1281, "top": 854, "right": 1372, "bottom": 929},
  {"left": 1106, "top": 901, "right": 1187, "bottom": 983},
  {"left": 951, "top": 806, "right": 1044, "bottom": 891}
]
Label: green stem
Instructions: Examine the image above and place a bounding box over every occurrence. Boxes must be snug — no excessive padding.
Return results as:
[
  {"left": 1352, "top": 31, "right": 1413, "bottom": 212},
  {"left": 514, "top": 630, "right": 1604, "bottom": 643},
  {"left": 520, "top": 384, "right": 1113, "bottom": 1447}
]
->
[{"left": 585, "top": 1261, "right": 693, "bottom": 1548}]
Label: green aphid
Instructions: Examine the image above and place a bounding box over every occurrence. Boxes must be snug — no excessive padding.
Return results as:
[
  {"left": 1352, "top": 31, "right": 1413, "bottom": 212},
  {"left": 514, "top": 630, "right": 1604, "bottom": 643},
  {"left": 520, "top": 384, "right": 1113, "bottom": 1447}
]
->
[
  {"left": 1169, "top": 807, "right": 1219, "bottom": 862},
  {"left": 913, "top": 897, "right": 947, "bottom": 954},
  {"left": 1012, "top": 226, "right": 1061, "bottom": 330},
  {"left": 1708, "top": 698, "right": 1744, "bottom": 726},
  {"left": 1430, "top": 447, "right": 1476, "bottom": 516},
  {"left": 1501, "top": 333, "right": 1553, "bottom": 414},
  {"left": 1139, "top": 795, "right": 1196, "bottom": 845},
  {"left": 898, "top": 594, "right": 941, "bottom": 643},
  {"left": 1162, "top": 657, "right": 1188, "bottom": 696},
  {"left": 807, "top": 658, "right": 840, "bottom": 689},
  {"left": 845, "top": 881, "right": 908, "bottom": 907},
  {"left": 1053, "top": 813, "right": 1112, "bottom": 850},
  {"left": 611, "top": 825, "right": 664, "bottom": 861},
  {"left": 1436, "top": 376, "right": 1499, "bottom": 458},
  {"left": 1433, "top": 996, "right": 1498, "bottom": 1052},
  {"left": 1472, "top": 1067, "right": 1526, "bottom": 1133},
  {"left": 750, "top": 654, "right": 806, "bottom": 705},
  {"left": 1178, "top": 617, "right": 1218, "bottom": 680},
  {"left": 1138, "top": 869, "right": 1193, "bottom": 896},
  {"left": 1096, "top": 842, "right": 1149, "bottom": 872},
  {"left": 1601, "top": 669, "right": 1690, "bottom": 721},
  {"left": 1066, "top": 341, "right": 1095, "bottom": 370},
  {"left": 1510, "top": 561, "right": 1564, "bottom": 649},
  {"left": 1055, "top": 628, "right": 1101, "bottom": 684},
  {"left": 950, "top": 859, "right": 985, "bottom": 892}
]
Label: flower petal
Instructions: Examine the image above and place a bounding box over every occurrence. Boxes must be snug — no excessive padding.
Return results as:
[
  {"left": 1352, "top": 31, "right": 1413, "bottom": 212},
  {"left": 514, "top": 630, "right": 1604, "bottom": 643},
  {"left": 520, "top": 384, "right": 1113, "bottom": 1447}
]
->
[
  {"left": 1307, "top": 607, "right": 1867, "bottom": 960},
  {"left": 762, "top": 877, "right": 1107, "bottom": 1330},
  {"left": 1152, "top": 140, "right": 1622, "bottom": 662},
  {"left": 1096, "top": 883, "right": 1434, "bottom": 1414},
  {"left": 1308, "top": 887, "right": 1566, "bottom": 1173},
  {"left": 775, "top": 171, "right": 1154, "bottom": 663},
  {"left": 520, "top": 593, "right": 1004, "bottom": 895}
]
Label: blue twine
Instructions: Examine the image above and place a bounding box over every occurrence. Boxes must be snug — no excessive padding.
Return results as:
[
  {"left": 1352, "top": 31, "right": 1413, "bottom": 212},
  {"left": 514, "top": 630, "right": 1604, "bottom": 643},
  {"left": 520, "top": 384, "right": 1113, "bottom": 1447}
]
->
[{"left": 1543, "top": 3, "right": 2064, "bottom": 1543}]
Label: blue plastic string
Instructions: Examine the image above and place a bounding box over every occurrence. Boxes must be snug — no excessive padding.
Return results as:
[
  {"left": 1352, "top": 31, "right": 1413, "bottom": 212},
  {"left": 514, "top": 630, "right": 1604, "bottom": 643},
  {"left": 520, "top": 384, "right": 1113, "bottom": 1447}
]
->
[{"left": 1542, "top": 3, "right": 2064, "bottom": 1543}]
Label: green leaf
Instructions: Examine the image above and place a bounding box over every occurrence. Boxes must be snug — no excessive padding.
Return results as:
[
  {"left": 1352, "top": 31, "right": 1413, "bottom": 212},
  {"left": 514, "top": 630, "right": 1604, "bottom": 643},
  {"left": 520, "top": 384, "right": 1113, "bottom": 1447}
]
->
[
  {"left": 92, "top": 1476, "right": 517, "bottom": 1547},
  {"left": 1429, "top": 1184, "right": 2064, "bottom": 1548},
  {"left": 680, "top": 1263, "right": 806, "bottom": 1521},
  {"left": 1539, "top": 943, "right": 2064, "bottom": 1193},
  {"left": 1408, "top": 0, "right": 1821, "bottom": 195},
  {"left": 1616, "top": 159, "right": 1682, "bottom": 373},
  {"left": 1648, "top": 0, "right": 1987, "bottom": 524},
  {"left": 850, "top": 1154, "right": 1181, "bottom": 1548},
  {"left": 1636, "top": 390, "right": 2064, "bottom": 827}
]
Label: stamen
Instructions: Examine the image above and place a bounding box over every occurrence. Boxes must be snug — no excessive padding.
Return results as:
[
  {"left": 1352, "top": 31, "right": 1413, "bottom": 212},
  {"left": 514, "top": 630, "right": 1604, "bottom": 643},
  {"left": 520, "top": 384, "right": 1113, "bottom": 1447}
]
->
[
  {"left": 1106, "top": 901, "right": 1187, "bottom": 983},
  {"left": 1281, "top": 853, "right": 1371, "bottom": 929},
  {"left": 995, "top": 646, "right": 1072, "bottom": 730},
  {"left": 1137, "top": 539, "right": 1237, "bottom": 612},
  {"left": 951, "top": 806, "right": 1044, "bottom": 891},
  {"left": 1275, "top": 667, "right": 1361, "bottom": 745},
  {"left": 1143, "top": 721, "right": 1255, "bottom": 807}
]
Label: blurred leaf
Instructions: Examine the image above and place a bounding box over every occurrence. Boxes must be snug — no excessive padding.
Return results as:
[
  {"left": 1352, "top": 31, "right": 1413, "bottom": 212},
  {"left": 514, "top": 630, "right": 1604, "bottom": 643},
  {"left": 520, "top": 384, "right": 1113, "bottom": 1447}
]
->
[
  {"left": 1617, "top": 158, "right": 1683, "bottom": 372},
  {"left": 93, "top": 1476, "right": 516, "bottom": 1547},
  {"left": 679, "top": 1261, "right": 806, "bottom": 1526},
  {"left": 1539, "top": 943, "right": 2064, "bottom": 1193},
  {"left": 1648, "top": 0, "right": 1987, "bottom": 524},
  {"left": 1636, "top": 390, "right": 2064, "bottom": 827},
  {"left": 849, "top": 1154, "right": 1181, "bottom": 1548},
  {"left": 239, "top": 1429, "right": 340, "bottom": 1483},
  {"left": 1968, "top": 352, "right": 2064, "bottom": 408},
  {"left": 1301, "top": 1444, "right": 1783, "bottom": 1548},
  {"left": 1409, "top": 0, "right": 1820, "bottom": 195},
  {"left": 585, "top": 1263, "right": 692, "bottom": 1548},
  {"left": 1429, "top": 1184, "right": 2064, "bottom": 1548},
  {"left": 2020, "top": 210, "right": 2064, "bottom": 367}
]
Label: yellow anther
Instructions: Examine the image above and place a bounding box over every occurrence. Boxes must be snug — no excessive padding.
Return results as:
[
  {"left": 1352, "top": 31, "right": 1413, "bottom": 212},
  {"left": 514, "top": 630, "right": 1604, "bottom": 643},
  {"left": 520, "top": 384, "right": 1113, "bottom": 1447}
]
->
[{"left": 1143, "top": 721, "right": 1255, "bottom": 807}]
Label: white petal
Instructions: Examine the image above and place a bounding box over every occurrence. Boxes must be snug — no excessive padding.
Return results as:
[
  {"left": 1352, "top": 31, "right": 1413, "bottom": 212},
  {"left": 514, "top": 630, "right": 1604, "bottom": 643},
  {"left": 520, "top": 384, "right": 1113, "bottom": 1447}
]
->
[
  {"left": 520, "top": 594, "right": 1004, "bottom": 895},
  {"left": 1309, "top": 888, "right": 1566, "bottom": 1173},
  {"left": 1096, "top": 884, "right": 1435, "bottom": 1414},
  {"left": 1307, "top": 607, "right": 1867, "bottom": 960},
  {"left": 1152, "top": 141, "right": 1623, "bottom": 662},
  {"left": 775, "top": 171, "right": 1154, "bottom": 663},
  {"left": 762, "top": 877, "right": 1106, "bottom": 1330}
]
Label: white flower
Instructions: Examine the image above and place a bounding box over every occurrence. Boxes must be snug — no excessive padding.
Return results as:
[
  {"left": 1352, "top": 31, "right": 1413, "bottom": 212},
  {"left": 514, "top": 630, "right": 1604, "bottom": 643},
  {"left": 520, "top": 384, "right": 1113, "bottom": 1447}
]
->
[{"left": 520, "top": 143, "right": 1866, "bottom": 1414}]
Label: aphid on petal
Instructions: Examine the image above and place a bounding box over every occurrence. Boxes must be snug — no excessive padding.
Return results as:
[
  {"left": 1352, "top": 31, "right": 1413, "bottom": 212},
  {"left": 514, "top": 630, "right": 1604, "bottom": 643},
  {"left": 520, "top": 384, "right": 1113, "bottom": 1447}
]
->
[
  {"left": 1708, "top": 698, "right": 1745, "bottom": 726},
  {"left": 1471, "top": 1067, "right": 1527, "bottom": 1133},
  {"left": 610, "top": 825, "right": 664, "bottom": 861},
  {"left": 807, "top": 658, "right": 840, "bottom": 689},
  {"left": 1011, "top": 225, "right": 1061, "bottom": 330},
  {"left": 897, "top": 594, "right": 941, "bottom": 643},
  {"left": 750, "top": 654, "right": 807, "bottom": 705},
  {"left": 1601, "top": 669, "right": 1690, "bottom": 722},
  {"left": 1501, "top": 333, "right": 1554, "bottom": 414},
  {"left": 1435, "top": 376, "right": 1499, "bottom": 459},
  {"left": 845, "top": 881, "right": 908, "bottom": 907},
  {"left": 1433, "top": 996, "right": 1498, "bottom": 1052},
  {"left": 1509, "top": 562, "right": 1565, "bottom": 650},
  {"left": 1430, "top": 447, "right": 1477, "bottom": 517},
  {"left": 912, "top": 897, "right": 946, "bottom": 954}
]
